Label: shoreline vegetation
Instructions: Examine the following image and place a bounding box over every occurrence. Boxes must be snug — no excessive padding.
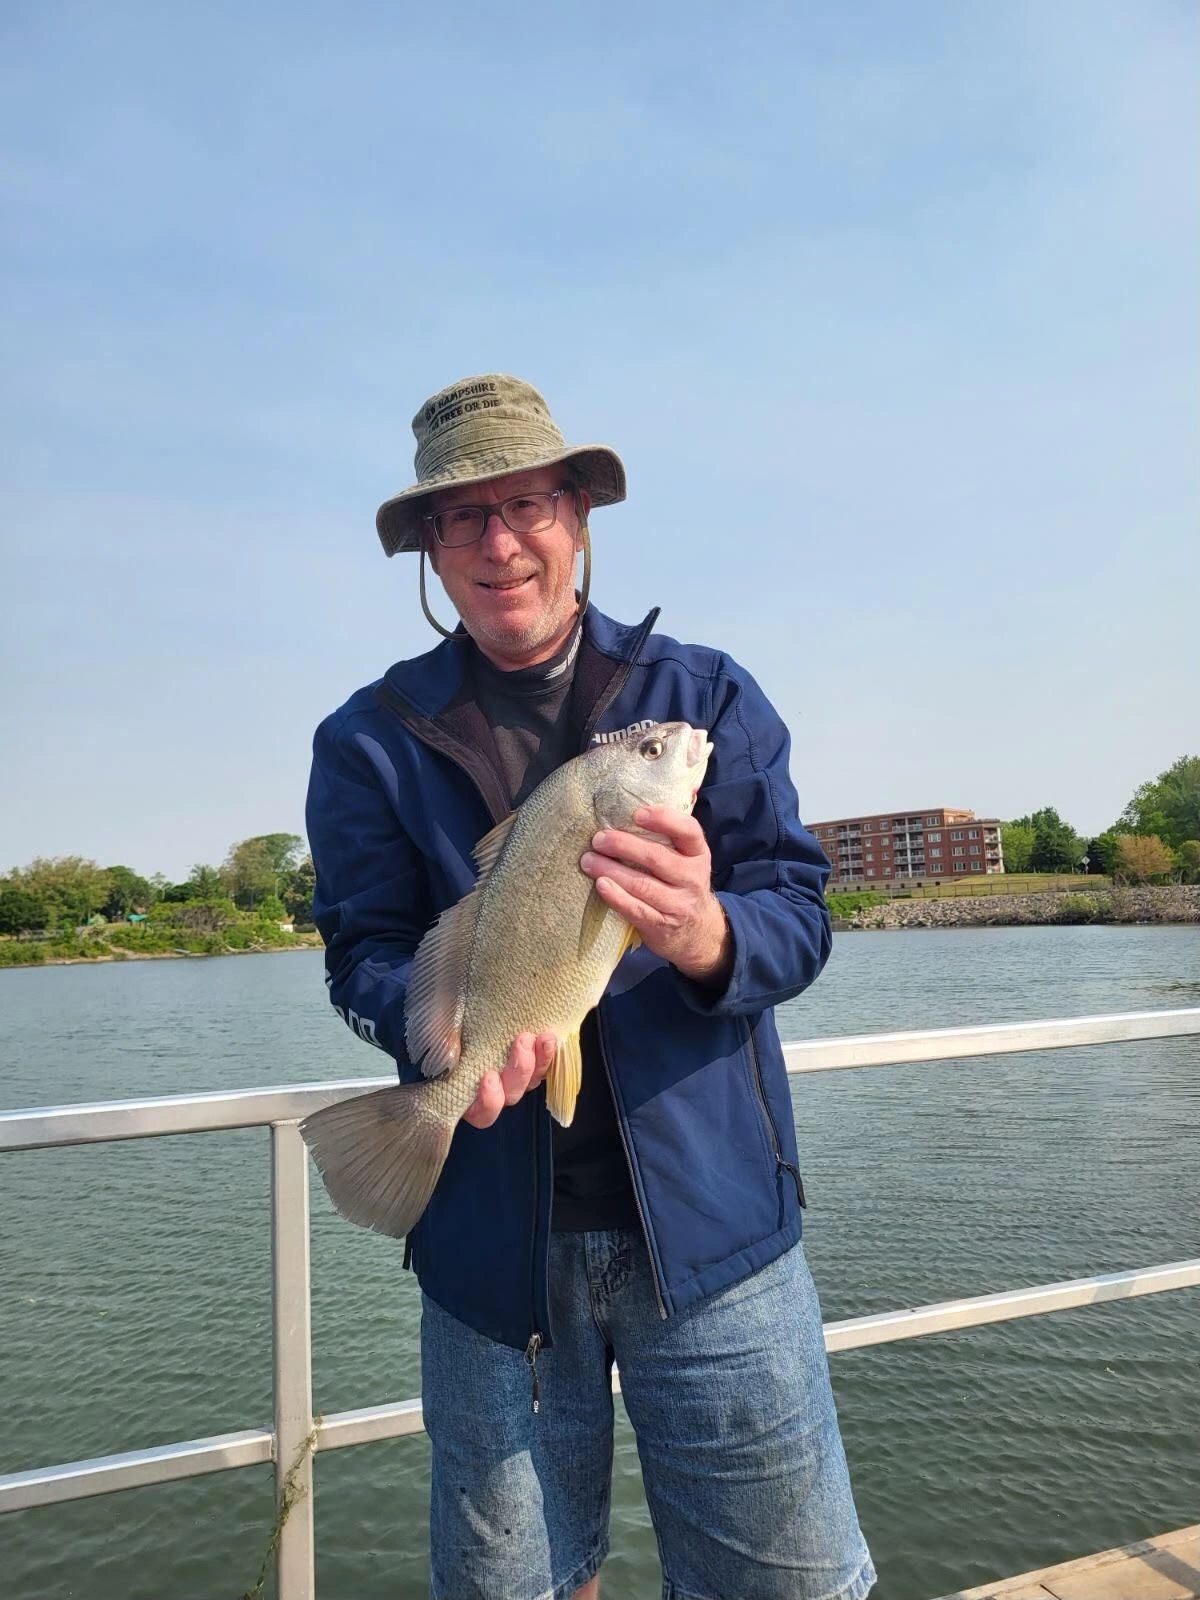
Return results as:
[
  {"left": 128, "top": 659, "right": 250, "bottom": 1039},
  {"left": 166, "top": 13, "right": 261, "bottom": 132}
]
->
[{"left": 0, "top": 924, "right": 324, "bottom": 969}]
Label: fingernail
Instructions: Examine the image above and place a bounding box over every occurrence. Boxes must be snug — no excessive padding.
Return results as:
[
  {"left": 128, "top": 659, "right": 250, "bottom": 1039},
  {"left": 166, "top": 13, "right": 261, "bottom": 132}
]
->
[
  {"left": 593, "top": 831, "right": 608, "bottom": 849},
  {"left": 634, "top": 809, "right": 650, "bottom": 825},
  {"left": 581, "top": 852, "right": 597, "bottom": 871}
]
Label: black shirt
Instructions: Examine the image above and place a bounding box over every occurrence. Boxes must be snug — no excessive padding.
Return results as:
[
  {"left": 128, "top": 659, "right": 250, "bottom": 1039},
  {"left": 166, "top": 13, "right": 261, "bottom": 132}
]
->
[{"left": 468, "top": 633, "right": 640, "bottom": 1232}]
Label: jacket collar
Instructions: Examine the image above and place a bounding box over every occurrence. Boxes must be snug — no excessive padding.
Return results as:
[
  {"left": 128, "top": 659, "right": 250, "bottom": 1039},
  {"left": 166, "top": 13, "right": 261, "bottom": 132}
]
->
[{"left": 381, "top": 602, "right": 659, "bottom": 721}]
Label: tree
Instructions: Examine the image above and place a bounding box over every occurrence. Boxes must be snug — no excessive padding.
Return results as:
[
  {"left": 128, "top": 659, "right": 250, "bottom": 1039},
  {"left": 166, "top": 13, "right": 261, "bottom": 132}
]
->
[
  {"left": 100, "top": 865, "right": 153, "bottom": 920},
  {"left": 0, "top": 883, "right": 48, "bottom": 935},
  {"left": 283, "top": 857, "right": 315, "bottom": 922},
  {"left": 1118, "top": 756, "right": 1200, "bottom": 849},
  {"left": 1001, "top": 822, "right": 1035, "bottom": 874},
  {"left": 1009, "top": 809, "right": 1085, "bottom": 874},
  {"left": 5, "top": 857, "right": 112, "bottom": 930},
  {"left": 1176, "top": 841, "right": 1200, "bottom": 884},
  {"left": 1114, "top": 834, "right": 1175, "bottom": 883},
  {"left": 189, "top": 863, "right": 225, "bottom": 898},
  {"left": 1087, "top": 832, "right": 1120, "bottom": 876},
  {"left": 256, "top": 894, "right": 287, "bottom": 923},
  {"left": 221, "top": 834, "right": 304, "bottom": 910}
]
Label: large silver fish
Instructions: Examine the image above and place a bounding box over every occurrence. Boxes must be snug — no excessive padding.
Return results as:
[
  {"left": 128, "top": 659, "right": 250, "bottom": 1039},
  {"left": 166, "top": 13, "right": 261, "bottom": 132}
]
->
[{"left": 300, "top": 721, "right": 712, "bottom": 1237}]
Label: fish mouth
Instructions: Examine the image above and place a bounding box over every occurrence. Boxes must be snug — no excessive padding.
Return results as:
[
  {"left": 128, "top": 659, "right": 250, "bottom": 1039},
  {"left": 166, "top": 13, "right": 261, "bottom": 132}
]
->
[{"left": 686, "top": 728, "right": 712, "bottom": 769}]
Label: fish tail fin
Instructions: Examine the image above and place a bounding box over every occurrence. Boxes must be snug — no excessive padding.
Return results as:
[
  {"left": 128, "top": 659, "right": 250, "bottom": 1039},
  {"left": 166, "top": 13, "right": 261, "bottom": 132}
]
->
[{"left": 300, "top": 1083, "right": 455, "bottom": 1238}]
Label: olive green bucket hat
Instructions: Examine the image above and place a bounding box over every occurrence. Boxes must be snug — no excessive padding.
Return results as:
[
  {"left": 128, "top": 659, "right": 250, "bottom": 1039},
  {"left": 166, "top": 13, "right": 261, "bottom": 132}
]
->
[{"left": 375, "top": 373, "right": 626, "bottom": 557}]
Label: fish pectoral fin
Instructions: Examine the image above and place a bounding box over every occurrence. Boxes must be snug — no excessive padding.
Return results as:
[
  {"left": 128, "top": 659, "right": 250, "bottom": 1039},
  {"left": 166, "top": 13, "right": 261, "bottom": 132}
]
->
[
  {"left": 300, "top": 1083, "right": 454, "bottom": 1238},
  {"left": 545, "top": 1029, "right": 583, "bottom": 1127},
  {"left": 579, "top": 886, "right": 642, "bottom": 963}
]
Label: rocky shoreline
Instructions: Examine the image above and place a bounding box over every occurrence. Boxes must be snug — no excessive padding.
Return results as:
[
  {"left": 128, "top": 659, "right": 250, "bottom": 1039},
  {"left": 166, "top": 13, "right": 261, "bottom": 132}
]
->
[{"left": 835, "top": 885, "right": 1200, "bottom": 931}]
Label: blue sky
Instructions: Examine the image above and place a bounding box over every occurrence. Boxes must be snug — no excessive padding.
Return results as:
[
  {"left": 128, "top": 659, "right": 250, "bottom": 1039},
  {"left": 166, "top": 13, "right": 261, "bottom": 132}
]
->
[{"left": 2, "top": 1, "right": 1196, "bottom": 880}]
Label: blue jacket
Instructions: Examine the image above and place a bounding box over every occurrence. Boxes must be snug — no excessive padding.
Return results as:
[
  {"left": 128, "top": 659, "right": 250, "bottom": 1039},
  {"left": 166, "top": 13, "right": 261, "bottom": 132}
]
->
[{"left": 306, "top": 604, "right": 832, "bottom": 1353}]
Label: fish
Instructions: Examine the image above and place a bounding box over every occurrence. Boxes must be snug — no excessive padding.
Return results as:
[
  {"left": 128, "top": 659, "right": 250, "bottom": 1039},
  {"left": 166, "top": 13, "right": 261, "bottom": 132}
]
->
[{"left": 300, "top": 721, "right": 713, "bottom": 1238}]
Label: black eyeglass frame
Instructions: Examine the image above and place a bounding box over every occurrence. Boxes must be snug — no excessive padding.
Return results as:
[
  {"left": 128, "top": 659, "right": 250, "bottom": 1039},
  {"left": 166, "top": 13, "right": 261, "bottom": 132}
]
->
[{"left": 422, "top": 486, "right": 574, "bottom": 548}]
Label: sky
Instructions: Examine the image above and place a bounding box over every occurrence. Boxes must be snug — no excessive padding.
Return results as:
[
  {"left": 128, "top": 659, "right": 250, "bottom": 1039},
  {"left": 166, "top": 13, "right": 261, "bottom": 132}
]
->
[{"left": 2, "top": 0, "right": 1196, "bottom": 882}]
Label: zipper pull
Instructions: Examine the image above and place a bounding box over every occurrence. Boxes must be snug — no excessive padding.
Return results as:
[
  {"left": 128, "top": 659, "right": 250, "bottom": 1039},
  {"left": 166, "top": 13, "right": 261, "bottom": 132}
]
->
[
  {"left": 524, "top": 1333, "right": 543, "bottom": 1414},
  {"left": 777, "top": 1156, "right": 807, "bottom": 1209}
]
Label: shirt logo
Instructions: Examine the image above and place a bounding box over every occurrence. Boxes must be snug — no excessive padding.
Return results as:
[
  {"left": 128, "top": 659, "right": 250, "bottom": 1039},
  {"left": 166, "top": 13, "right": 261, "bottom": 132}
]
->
[{"left": 591, "top": 719, "right": 655, "bottom": 746}]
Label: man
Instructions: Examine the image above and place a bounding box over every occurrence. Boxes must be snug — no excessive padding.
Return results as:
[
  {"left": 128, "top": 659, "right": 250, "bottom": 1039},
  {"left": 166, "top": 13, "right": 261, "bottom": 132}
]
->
[{"left": 306, "top": 374, "right": 875, "bottom": 1600}]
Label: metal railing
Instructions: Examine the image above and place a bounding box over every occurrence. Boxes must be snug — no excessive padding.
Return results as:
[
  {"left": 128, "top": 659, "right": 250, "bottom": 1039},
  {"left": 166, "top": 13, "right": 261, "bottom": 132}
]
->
[{"left": 2, "top": 1007, "right": 1199, "bottom": 1600}]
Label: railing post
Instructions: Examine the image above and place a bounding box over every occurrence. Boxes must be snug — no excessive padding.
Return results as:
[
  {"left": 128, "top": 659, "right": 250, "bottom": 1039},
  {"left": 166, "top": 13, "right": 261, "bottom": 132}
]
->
[{"left": 272, "top": 1121, "right": 315, "bottom": 1600}]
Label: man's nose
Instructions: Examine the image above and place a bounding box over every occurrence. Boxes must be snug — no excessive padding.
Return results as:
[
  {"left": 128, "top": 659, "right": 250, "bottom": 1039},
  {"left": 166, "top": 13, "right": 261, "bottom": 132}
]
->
[{"left": 479, "top": 511, "right": 521, "bottom": 559}]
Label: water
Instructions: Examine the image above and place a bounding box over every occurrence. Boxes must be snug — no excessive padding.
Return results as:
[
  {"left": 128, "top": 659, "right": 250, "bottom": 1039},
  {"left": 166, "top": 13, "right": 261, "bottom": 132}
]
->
[{"left": 2, "top": 926, "right": 1198, "bottom": 1600}]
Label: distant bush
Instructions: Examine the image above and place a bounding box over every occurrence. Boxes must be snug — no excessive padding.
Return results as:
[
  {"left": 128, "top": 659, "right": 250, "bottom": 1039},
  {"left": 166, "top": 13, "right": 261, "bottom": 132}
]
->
[
  {"left": 826, "top": 891, "right": 884, "bottom": 917},
  {"left": 1052, "top": 893, "right": 1113, "bottom": 924}
]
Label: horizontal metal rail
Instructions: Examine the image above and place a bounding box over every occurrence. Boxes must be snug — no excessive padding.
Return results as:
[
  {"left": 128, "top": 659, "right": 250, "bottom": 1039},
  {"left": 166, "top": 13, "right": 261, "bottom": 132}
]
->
[
  {"left": 3, "top": 1008, "right": 1197, "bottom": 1153},
  {"left": 2, "top": 1006, "right": 1198, "bottom": 1594},
  {"left": 5, "top": 1256, "right": 1198, "bottom": 1514}
]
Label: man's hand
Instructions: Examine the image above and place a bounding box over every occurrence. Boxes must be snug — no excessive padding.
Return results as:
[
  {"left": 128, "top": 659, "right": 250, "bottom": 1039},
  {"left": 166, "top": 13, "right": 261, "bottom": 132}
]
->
[
  {"left": 580, "top": 805, "right": 733, "bottom": 988},
  {"left": 463, "top": 1031, "right": 557, "bottom": 1129}
]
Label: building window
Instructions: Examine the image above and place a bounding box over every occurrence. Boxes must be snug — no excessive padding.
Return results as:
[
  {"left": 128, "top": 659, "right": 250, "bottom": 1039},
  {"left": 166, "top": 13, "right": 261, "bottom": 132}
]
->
[
  {"left": 970, "top": 844, "right": 981, "bottom": 854},
  {"left": 929, "top": 832, "right": 942, "bottom": 842},
  {"left": 953, "top": 861, "right": 965, "bottom": 871},
  {"left": 968, "top": 829, "right": 979, "bottom": 839},
  {"left": 951, "top": 830, "right": 964, "bottom": 840},
  {"left": 865, "top": 853, "right": 875, "bottom": 862},
  {"left": 952, "top": 847, "right": 964, "bottom": 856},
  {"left": 930, "top": 847, "right": 942, "bottom": 858},
  {"left": 866, "top": 868, "right": 876, "bottom": 877}
]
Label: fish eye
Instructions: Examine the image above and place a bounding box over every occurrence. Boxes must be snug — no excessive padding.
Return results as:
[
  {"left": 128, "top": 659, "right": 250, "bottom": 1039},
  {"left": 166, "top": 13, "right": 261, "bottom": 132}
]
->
[{"left": 639, "top": 736, "right": 664, "bottom": 760}]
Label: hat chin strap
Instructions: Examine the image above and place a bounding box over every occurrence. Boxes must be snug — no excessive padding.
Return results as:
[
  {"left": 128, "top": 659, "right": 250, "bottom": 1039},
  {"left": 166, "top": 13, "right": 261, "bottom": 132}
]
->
[{"left": 418, "top": 519, "right": 592, "bottom": 642}]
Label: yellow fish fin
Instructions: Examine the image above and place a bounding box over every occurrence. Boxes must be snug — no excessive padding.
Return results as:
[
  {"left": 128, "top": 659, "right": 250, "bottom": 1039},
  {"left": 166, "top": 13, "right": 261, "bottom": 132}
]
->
[
  {"left": 578, "top": 886, "right": 641, "bottom": 964},
  {"left": 545, "top": 1028, "right": 583, "bottom": 1127}
]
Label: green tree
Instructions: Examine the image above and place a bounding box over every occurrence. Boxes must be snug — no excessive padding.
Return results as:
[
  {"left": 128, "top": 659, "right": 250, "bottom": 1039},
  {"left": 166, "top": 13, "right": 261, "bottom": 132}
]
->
[
  {"left": 0, "top": 882, "right": 49, "bottom": 935},
  {"left": 6, "top": 857, "right": 112, "bottom": 930},
  {"left": 1086, "top": 832, "right": 1120, "bottom": 876},
  {"left": 1008, "top": 809, "right": 1085, "bottom": 874},
  {"left": 221, "top": 834, "right": 304, "bottom": 910},
  {"left": 1176, "top": 840, "right": 1200, "bottom": 884},
  {"left": 1001, "top": 822, "right": 1035, "bottom": 874},
  {"left": 100, "top": 865, "right": 153, "bottom": 920},
  {"left": 256, "top": 894, "right": 287, "bottom": 922},
  {"left": 189, "top": 863, "right": 225, "bottom": 898},
  {"left": 283, "top": 857, "right": 315, "bottom": 922},
  {"left": 1118, "top": 755, "right": 1200, "bottom": 849}
]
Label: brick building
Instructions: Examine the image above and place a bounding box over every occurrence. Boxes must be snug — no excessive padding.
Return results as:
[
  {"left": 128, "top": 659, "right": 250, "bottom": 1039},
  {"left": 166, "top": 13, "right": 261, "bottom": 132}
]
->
[{"left": 807, "top": 808, "right": 1004, "bottom": 886}]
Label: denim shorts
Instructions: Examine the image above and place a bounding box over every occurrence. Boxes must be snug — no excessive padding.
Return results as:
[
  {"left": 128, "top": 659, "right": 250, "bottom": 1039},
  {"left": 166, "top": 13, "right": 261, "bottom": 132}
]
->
[{"left": 420, "top": 1232, "right": 875, "bottom": 1600}]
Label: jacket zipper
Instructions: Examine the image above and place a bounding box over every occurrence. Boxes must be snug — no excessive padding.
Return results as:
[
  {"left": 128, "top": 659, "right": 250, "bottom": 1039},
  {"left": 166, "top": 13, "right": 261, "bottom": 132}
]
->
[
  {"left": 375, "top": 678, "right": 548, "bottom": 1363},
  {"left": 596, "top": 1005, "right": 668, "bottom": 1320},
  {"left": 576, "top": 608, "right": 660, "bottom": 754},
  {"left": 744, "top": 1019, "right": 806, "bottom": 1210}
]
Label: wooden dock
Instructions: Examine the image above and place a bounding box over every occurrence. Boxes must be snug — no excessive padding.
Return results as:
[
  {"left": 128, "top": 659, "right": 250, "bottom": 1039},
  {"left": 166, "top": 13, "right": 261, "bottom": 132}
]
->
[{"left": 934, "top": 1525, "right": 1200, "bottom": 1599}]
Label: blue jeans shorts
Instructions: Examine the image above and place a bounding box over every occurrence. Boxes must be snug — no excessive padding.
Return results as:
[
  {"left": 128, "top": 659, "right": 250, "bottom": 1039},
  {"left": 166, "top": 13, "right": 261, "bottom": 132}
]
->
[{"left": 421, "top": 1232, "right": 875, "bottom": 1600}]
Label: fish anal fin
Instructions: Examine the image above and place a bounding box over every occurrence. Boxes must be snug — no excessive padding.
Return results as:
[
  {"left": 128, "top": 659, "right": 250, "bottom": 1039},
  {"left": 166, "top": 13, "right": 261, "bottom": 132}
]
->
[
  {"left": 616, "top": 920, "right": 641, "bottom": 960},
  {"left": 545, "top": 1029, "right": 583, "bottom": 1127}
]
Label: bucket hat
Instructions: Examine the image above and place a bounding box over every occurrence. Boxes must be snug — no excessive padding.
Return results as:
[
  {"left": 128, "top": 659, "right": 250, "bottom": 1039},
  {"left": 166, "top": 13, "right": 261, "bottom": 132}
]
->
[{"left": 375, "top": 374, "right": 626, "bottom": 556}]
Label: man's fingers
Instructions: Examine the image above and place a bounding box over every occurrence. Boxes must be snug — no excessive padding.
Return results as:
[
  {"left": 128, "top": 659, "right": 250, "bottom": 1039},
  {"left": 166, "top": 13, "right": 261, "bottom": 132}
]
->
[
  {"left": 463, "top": 1071, "right": 504, "bottom": 1129},
  {"left": 633, "top": 806, "right": 708, "bottom": 855},
  {"left": 584, "top": 855, "right": 675, "bottom": 914},
  {"left": 592, "top": 874, "right": 661, "bottom": 931},
  {"left": 588, "top": 828, "right": 692, "bottom": 883},
  {"left": 500, "top": 1032, "right": 537, "bottom": 1106},
  {"left": 532, "top": 1031, "right": 557, "bottom": 1085}
]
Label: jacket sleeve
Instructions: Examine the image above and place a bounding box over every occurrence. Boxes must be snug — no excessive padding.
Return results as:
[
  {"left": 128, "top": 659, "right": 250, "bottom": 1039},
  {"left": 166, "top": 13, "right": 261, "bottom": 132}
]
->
[
  {"left": 676, "top": 656, "right": 832, "bottom": 1017},
  {"left": 305, "top": 713, "right": 432, "bottom": 1067}
]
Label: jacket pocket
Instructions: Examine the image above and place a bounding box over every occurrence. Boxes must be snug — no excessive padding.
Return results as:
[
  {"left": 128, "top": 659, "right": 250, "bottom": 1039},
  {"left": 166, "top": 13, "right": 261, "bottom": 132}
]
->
[{"left": 743, "top": 1017, "right": 806, "bottom": 1209}]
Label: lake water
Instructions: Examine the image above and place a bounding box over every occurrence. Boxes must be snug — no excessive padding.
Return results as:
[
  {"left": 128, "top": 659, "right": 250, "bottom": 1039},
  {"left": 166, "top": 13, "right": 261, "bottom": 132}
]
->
[{"left": 2, "top": 926, "right": 1198, "bottom": 1600}]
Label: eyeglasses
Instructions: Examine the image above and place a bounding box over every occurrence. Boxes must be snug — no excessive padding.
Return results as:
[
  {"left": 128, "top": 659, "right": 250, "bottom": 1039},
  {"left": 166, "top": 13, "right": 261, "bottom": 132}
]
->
[{"left": 423, "top": 487, "right": 571, "bottom": 548}]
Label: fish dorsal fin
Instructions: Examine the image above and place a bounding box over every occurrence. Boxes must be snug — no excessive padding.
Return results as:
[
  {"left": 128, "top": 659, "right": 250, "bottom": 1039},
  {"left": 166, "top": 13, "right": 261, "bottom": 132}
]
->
[
  {"left": 546, "top": 1028, "right": 582, "bottom": 1126},
  {"left": 579, "top": 886, "right": 642, "bottom": 964},
  {"left": 473, "top": 812, "right": 517, "bottom": 876},
  {"left": 405, "top": 815, "right": 516, "bottom": 1080}
]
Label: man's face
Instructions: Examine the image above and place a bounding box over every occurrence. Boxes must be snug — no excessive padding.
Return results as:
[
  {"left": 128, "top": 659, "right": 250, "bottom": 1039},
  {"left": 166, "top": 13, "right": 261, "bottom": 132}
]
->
[{"left": 425, "top": 465, "right": 588, "bottom": 669}]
